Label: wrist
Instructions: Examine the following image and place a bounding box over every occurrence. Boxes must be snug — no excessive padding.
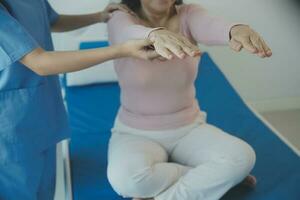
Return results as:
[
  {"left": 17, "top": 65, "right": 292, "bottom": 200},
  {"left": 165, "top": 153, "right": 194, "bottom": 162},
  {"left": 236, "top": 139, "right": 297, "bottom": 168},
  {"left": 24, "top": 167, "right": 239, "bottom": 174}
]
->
[
  {"left": 148, "top": 27, "right": 165, "bottom": 41},
  {"left": 230, "top": 24, "right": 249, "bottom": 39},
  {"left": 111, "top": 43, "right": 130, "bottom": 58},
  {"left": 96, "top": 11, "right": 105, "bottom": 23}
]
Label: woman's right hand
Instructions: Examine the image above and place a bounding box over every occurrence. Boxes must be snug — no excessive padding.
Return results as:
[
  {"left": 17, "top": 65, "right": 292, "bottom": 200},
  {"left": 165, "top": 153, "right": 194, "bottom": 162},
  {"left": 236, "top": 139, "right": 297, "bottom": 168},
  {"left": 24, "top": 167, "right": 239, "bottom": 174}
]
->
[{"left": 148, "top": 29, "right": 201, "bottom": 60}]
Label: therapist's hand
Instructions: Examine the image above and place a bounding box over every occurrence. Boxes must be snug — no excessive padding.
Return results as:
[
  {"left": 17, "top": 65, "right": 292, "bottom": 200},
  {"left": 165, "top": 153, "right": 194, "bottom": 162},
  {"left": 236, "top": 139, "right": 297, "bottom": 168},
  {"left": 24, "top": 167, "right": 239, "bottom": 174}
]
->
[
  {"left": 100, "top": 3, "right": 135, "bottom": 22},
  {"left": 229, "top": 25, "right": 272, "bottom": 58},
  {"left": 121, "top": 39, "right": 160, "bottom": 60},
  {"left": 148, "top": 29, "right": 201, "bottom": 60}
]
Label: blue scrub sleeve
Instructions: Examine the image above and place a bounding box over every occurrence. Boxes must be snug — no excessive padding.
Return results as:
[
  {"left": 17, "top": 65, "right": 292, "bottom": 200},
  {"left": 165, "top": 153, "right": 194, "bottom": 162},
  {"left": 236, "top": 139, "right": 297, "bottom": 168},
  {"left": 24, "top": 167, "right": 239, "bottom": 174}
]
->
[
  {"left": 0, "top": 6, "right": 39, "bottom": 71},
  {"left": 45, "top": 1, "right": 59, "bottom": 25}
]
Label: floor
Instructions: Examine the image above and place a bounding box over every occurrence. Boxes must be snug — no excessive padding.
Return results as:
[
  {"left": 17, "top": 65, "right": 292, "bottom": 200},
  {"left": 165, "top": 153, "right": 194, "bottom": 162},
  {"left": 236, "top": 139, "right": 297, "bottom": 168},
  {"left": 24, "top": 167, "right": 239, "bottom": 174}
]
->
[
  {"left": 53, "top": 109, "right": 300, "bottom": 200},
  {"left": 262, "top": 109, "right": 300, "bottom": 151}
]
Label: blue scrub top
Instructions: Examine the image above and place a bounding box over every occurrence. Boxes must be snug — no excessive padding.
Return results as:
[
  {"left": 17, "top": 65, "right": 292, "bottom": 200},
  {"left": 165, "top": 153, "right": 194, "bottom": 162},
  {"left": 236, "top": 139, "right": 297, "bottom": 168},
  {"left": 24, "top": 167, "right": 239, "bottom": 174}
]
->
[{"left": 0, "top": 0, "right": 70, "bottom": 159}]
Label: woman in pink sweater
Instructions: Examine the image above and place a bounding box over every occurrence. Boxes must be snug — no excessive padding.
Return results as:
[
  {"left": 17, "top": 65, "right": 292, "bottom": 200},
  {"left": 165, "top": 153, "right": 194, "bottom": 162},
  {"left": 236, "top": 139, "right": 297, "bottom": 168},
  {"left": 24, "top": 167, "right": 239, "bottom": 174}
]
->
[{"left": 107, "top": 1, "right": 272, "bottom": 200}]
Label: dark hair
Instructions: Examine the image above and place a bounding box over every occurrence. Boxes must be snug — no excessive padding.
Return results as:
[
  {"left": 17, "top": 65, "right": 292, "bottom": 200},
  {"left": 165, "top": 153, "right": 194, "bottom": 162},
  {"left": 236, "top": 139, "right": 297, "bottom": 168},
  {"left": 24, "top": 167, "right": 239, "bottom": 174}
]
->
[{"left": 121, "top": 0, "right": 183, "bottom": 12}]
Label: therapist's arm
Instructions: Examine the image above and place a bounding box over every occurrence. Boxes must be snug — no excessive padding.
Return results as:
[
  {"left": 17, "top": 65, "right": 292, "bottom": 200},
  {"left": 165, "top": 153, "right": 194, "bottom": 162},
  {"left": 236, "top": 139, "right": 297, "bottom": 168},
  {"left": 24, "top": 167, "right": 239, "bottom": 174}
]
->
[
  {"left": 51, "top": 3, "right": 134, "bottom": 32},
  {"left": 20, "top": 40, "right": 158, "bottom": 76}
]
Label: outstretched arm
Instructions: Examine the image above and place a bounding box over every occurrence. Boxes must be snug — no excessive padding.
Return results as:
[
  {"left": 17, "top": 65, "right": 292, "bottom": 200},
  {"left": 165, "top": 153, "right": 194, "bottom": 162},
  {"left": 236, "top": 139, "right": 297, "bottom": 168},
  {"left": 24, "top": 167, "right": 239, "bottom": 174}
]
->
[{"left": 186, "top": 4, "right": 272, "bottom": 58}]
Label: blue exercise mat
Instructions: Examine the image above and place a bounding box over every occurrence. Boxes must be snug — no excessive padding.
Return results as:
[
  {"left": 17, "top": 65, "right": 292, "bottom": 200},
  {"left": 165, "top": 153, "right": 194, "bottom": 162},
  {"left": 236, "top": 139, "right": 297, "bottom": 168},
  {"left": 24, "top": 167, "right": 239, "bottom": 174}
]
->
[{"left": 65, "top": 53, "right": 300, "bottom": 200}]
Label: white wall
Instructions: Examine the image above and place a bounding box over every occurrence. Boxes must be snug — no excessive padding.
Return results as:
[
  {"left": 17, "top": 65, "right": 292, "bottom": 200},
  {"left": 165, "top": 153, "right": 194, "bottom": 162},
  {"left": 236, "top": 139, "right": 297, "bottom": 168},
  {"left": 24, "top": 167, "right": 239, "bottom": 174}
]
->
[
  {"left": 49, "top": 0, "right": 300, "bottom": 112},
  {"left": 189, "top": 0, "right": 300, "bottom": 112},
  {"left": 49, "top": 0, "right": 111, "bottom": 51}
]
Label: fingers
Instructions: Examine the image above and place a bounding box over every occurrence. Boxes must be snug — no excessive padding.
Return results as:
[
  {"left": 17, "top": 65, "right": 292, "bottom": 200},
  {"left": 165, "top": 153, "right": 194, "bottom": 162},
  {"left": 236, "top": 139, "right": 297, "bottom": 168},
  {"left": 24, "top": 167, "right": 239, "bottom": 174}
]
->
[
  {"left": 118, "top": 4, "right": 136, "bottom": 15},
  {"left": 107, "top": 3, "right": 135, "bottom": 15},
  {"left": 165, "top": 36, "right": 199, "bottom": 58},
  {"left": 239, "top": 37, "right": 258, "bottom": 54},
  {"left": 144, "top": 51, "right": 167, "bottom": 61},
  {"left": 148, "top": 30, "right": 201, "bottom": 59},
  {"left": 180, "top": 44, "right": 197, "bottom": 57},
  {"left": 260, "top": 38, "right": 272, "bottom": 57},
  {"left": 125, "top": 39, "right": 164, "bottom": 60},
  {"left": 236, "top": 36, "right": 272, "bottom": 58},
  {"left": 250, "top": 35, "right": 266, "bottom": 58},
  {"left": 156, "top": 56, "right": 168, "bottom": 61},
  {"left": 139, "top": 41, "right": 168, "bottom": 61},
  {"left": 229, "top": 39, "right": 243, "bottom": 52},
  {"left": 160, "top": 37, "right": 200, "bottom": 59},
  {"left": 156, "top": 40, "right": 199, "bottom": 60},
  {"left": 164, "top": 42, "right": 185, "bottom": 59},
  {"left": 106, "top": 4, "right": 120, "bottom": 12},
  {"left": 151, "top": 36, "right": 174, "bottom": 60},
  {"left": 181, "top": 38, "right": 201, "bottom": 56},
  {"left": 155, "top": 44, "right": 174, "bottom": 60},
  {"left": 142, "top": 50, "right": 160, "bottom": 60}
]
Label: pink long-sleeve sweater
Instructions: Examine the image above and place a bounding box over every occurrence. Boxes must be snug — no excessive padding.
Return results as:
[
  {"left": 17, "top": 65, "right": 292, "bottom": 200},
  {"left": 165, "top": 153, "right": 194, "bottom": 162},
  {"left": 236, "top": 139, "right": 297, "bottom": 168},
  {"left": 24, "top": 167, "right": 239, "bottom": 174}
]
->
[{"left": 108, "top": 4, "right": 235, "bottom": 130}]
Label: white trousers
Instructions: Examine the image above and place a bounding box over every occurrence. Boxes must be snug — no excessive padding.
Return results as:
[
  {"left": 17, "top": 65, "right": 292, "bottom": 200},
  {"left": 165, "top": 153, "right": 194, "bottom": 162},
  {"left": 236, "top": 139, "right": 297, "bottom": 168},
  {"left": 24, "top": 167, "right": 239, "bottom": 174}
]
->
[{"left": 107, "top": 115, "right": 256, "bottom": 200}]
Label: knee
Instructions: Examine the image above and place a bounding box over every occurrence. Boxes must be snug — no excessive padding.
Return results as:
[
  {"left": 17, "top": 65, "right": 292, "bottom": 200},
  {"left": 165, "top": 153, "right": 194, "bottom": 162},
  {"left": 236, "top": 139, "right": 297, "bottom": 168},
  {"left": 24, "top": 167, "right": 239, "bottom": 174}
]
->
[
  {"left": 228, "top": 140, "right": 256, "bottom": 177},
  {"left": 107, "top": 156, "right": 162, "bottom": 198}
]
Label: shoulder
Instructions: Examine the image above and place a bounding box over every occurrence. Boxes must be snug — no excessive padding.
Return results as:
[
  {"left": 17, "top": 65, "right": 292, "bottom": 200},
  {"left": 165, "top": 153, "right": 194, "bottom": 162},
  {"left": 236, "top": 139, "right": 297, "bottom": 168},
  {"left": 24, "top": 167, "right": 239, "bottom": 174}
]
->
[
  {"left": 109, "top": 10, "right": 140, "bottom": 23},
  {"left": 177, "top": 3, "right": 207, "bottom": 16}
]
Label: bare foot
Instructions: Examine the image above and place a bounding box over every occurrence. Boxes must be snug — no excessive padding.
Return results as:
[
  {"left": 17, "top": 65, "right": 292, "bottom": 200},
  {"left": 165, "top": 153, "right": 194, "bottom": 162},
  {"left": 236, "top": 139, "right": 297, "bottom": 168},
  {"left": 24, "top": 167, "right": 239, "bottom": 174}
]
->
[{"left": 241, "top": 175, "right": 257, "bottom": 188}]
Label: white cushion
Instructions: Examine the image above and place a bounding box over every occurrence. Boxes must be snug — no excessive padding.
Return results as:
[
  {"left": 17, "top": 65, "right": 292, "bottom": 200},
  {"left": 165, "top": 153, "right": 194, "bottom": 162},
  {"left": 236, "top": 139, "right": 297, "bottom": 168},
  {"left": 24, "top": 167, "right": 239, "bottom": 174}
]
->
[{"left": 66, "top": 60, "right": 117, "bottom": 86}]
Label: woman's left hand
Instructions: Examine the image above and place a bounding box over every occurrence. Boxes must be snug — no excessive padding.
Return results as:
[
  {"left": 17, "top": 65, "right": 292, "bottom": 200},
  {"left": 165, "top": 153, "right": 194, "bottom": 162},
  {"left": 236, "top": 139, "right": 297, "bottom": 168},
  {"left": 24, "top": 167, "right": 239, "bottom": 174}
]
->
[
  {"left": 100, "top": 3, "right": 135, "bottom": 22},
  {"left": 229, "top": 25, "right": 272, "bottom": 58}
]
